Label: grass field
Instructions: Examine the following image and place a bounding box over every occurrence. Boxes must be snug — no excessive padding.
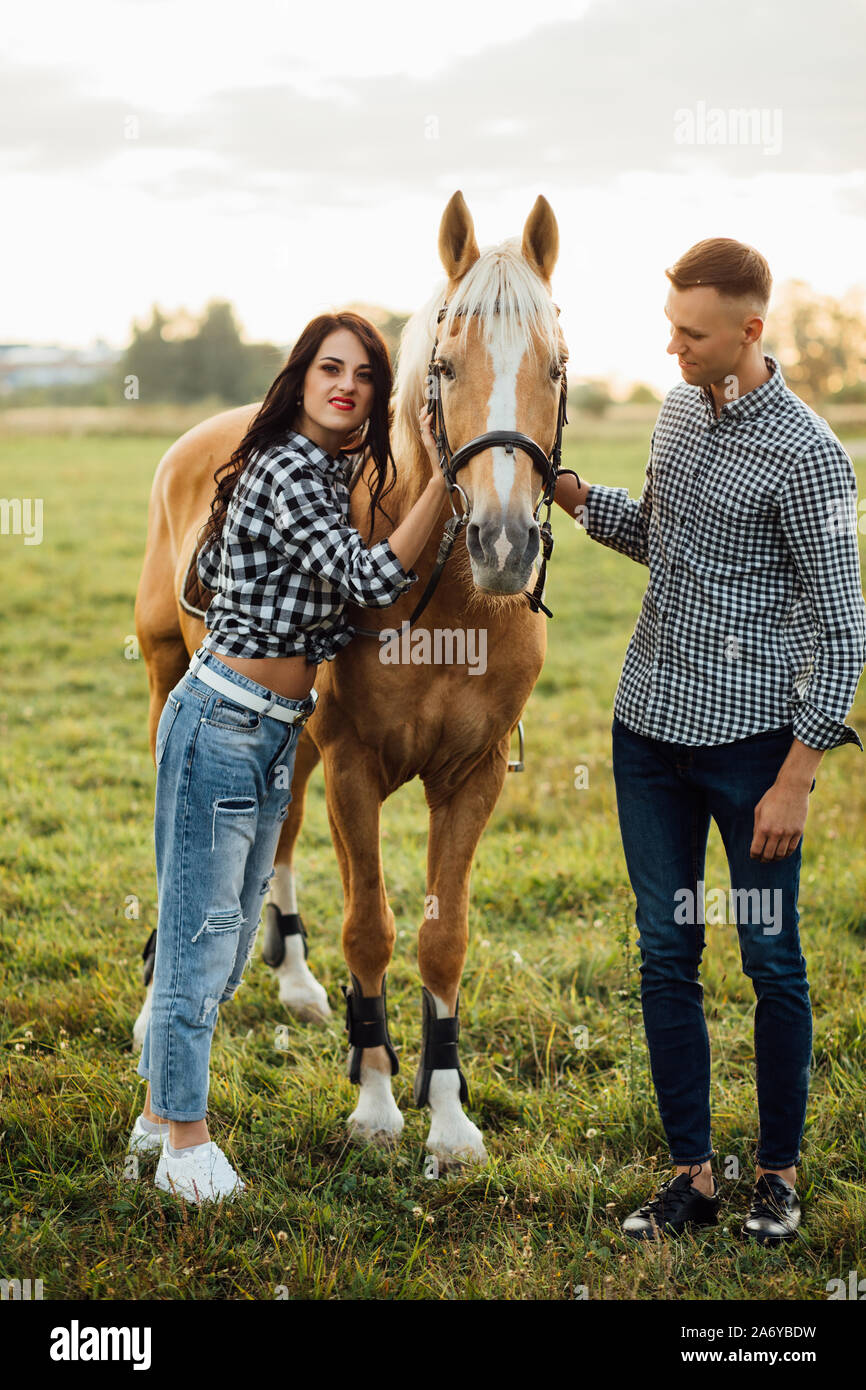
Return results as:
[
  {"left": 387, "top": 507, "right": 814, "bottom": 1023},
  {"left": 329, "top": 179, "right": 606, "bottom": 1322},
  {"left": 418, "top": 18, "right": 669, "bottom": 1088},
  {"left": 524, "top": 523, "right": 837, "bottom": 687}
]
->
[{"left": 1, "top": 421, "right": 865, "bottom": 1302}]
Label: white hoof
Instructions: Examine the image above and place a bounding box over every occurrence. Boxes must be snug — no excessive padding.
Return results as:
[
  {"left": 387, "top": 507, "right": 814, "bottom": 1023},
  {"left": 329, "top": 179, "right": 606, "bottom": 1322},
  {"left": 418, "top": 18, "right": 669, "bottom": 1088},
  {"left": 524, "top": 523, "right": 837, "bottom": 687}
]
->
[
  {"left": 347, "top": 1060, "right": 404, "bottom": 1146},
  {"left": 274, "top": 935, "right": 332, "bottom": 1023},
  {"left": 425, "top": 1069, "right": 487, "bottom": 1167},
  {"left": 132, "top": 985, "right": 152, "bottom": 1052}
]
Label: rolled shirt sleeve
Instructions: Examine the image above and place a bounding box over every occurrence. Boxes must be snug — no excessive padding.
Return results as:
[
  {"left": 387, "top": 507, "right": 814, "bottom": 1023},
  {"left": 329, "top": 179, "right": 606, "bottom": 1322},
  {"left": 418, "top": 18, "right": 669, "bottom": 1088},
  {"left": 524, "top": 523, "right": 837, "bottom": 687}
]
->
[
  {"left": 778, "top": 438, "right": 866, "bottom": 750},
  {"left": 271, "top": 460, "right": 419, "bottom": 608},
  {"left": 584, "top": 435, "right": 654, "bottom": 566},
  {"left": 196, "top": 535, "right": 221, "bottom": 590}
]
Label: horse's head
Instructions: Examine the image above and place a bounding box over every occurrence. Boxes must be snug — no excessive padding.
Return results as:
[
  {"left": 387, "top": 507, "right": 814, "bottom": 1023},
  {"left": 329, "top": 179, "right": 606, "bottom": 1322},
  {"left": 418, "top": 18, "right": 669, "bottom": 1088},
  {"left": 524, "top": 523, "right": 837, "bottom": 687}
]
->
[{"left": 394, "top": 190, "right": 567, "bottom": 599}]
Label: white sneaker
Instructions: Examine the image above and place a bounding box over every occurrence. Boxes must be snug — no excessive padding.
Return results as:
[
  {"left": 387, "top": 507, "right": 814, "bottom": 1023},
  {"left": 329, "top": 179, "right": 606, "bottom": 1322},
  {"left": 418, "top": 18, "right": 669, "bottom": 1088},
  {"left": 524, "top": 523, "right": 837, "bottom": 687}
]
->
[
  {"left": 127, "top": 1113, "right": 170, "bottom": 1156},
  {"left": 154, "top": 1140, "right": 245, "bottom": 1205}
]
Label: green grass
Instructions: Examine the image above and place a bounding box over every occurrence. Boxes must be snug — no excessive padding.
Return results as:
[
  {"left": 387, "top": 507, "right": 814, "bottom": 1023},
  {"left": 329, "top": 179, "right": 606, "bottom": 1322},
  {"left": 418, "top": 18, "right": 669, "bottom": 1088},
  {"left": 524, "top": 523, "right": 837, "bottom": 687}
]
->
[{"left": 1, "top": 425, "right": 865, "bottom": 1301}]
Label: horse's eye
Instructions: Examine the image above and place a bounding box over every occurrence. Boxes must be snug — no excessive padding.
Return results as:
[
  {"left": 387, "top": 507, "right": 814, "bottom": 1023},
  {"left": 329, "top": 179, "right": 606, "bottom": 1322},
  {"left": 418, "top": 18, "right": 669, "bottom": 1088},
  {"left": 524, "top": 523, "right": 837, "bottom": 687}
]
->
[
  {"left": 437, "top": 359, "right": 455, "bottom": 381},
  {"left": 550, "top": 361, "right": 563, "bottom": 380}
]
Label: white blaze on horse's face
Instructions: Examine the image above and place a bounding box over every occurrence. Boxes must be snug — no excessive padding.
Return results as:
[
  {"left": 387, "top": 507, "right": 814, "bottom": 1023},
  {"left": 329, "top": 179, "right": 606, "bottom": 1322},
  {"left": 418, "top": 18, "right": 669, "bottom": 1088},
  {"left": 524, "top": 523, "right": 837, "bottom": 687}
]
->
[
  {"left": 487, "top": 333, "right": 529, "bottom": 512},
  {"left": 444, "top": 315, "right": 564, "bottom": 594}
]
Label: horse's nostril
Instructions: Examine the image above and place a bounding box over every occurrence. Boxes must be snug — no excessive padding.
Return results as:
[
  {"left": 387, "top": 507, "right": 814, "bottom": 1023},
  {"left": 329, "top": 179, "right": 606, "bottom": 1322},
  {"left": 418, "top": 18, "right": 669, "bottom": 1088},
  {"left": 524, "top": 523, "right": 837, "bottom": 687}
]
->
[{"left": 466, "top": 522, "right": 482, "bottom": 560}]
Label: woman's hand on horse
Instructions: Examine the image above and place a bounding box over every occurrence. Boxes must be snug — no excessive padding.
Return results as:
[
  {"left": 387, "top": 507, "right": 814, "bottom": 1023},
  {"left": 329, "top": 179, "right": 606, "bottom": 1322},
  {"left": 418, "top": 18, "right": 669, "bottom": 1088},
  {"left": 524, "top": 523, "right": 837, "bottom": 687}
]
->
[{"left": 418, "top": 405, "right": 442, "bottom": 475}]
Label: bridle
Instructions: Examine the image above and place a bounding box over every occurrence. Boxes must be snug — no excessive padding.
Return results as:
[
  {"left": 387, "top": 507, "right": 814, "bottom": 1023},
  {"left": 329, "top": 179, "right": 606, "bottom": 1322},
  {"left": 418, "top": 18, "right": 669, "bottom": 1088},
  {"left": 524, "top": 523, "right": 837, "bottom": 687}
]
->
[
  {"left": 352, "top": 298, "right": 575, "bottom": 634},
  {"left": 425, "top": 300, "right": 572, "bottom": 621}
]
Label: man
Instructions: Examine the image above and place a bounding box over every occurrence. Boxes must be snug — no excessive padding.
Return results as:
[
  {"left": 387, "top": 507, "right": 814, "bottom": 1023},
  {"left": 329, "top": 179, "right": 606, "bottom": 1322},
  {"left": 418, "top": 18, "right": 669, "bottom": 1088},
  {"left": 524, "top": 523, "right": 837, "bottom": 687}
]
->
[{"left": 554, "top": 238, "right": 866, "bottom": 1242}]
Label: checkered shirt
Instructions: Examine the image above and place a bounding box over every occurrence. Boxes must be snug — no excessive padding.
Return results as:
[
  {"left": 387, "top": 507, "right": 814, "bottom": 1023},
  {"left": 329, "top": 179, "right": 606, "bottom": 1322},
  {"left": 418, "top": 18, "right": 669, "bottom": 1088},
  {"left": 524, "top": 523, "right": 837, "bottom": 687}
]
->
[
  {"left": 196, "top": 430, "right": 418, "bottom": 663},
  {"left": 584, "top": 356, "right": 866, "bottom": 750}
]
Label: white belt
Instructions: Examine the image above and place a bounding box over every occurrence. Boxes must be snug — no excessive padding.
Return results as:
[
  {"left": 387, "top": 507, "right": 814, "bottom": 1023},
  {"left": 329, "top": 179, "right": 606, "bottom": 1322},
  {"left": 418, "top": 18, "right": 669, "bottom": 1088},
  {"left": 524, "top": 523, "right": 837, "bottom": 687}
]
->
[{"left": 187, "top": 651, "right": 317, "bottom": 726}]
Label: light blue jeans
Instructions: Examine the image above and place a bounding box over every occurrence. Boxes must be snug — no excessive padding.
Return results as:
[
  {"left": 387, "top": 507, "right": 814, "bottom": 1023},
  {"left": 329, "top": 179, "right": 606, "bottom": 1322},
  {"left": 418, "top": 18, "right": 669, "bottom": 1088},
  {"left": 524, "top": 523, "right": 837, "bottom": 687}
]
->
[{"left": 137, "top": 644, "right": 315, "bottom": 1120}]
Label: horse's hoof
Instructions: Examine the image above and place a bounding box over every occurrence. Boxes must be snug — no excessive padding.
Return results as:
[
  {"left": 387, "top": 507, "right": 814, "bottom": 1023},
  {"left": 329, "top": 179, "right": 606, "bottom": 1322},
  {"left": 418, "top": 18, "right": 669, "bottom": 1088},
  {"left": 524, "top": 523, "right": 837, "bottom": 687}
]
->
[
  {"left": 347, "top": 1112, "right": 404, "bottom": 1149},
  {"left": 347, "top": 1100, "right": 404, "bottom": 1148},
  {"left": 274, "top": 942, "right": 333, "bottom": 1023},
  {"left": 428, "top": 1141, "right": 487, "bottom": 1171},
  {"left": 285, "top": 996, "right": 332, "bottom": 1024},
  {"left": 276, "top": 976, "right": 332, "bottom": 1023},
  {"left": 131, "top": 988, "right": 152, "bottom": 1052},
  {"left": 347, "top": 1121, "right": 402, "bottom": 1150},
  {"left": 425, "top": 1071, "right": 487, "bottom": 1166}
]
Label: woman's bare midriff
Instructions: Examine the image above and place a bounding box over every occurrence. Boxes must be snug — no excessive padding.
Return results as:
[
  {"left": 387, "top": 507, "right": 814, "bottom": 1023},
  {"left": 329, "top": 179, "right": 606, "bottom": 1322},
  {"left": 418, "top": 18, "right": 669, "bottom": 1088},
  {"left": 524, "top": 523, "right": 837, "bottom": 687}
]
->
[{"left": 208, "top": 646, "right": 318, "bottom": 700}]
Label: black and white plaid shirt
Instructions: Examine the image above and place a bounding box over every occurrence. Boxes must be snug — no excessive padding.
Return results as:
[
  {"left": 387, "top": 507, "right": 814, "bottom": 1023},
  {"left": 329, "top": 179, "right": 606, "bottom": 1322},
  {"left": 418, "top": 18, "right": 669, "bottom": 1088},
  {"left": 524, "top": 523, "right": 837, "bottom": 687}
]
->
[
  {"left": 584, "top": 356, "right": 866, "bottom": 750},
  {"left": 196, "top": 430, "right": 418, "bottom": 663}
]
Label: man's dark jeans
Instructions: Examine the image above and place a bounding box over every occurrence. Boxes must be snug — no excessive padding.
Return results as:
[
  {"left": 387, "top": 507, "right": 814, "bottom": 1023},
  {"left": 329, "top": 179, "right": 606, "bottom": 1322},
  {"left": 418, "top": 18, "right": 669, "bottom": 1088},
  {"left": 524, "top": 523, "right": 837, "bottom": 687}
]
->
[{"left": 611, "top": 715, "right": 812, "bottom": 1170}]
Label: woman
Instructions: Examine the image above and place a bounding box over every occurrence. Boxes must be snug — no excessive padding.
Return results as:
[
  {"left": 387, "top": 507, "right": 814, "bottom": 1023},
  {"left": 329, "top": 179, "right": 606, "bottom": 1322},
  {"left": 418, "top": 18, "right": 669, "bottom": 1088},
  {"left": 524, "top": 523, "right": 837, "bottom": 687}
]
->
[{"left": 132, "top": 311, "right": 445, "bottom": 1204}]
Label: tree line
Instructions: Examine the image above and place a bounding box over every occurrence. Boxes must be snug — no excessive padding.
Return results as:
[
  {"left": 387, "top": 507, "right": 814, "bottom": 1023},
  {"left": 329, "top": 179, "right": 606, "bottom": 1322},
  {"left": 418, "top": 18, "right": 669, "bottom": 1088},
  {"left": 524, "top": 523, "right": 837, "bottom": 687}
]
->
[{"left": 3, "top": 283, "right": 865, "bottom": 412}]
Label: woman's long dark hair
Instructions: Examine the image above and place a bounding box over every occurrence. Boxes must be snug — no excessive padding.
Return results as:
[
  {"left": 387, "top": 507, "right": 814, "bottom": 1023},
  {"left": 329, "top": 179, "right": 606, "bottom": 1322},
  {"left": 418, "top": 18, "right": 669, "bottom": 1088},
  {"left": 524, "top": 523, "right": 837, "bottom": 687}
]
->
[{"left": 198, "top": 311, "right": 397, "bottom": 558}]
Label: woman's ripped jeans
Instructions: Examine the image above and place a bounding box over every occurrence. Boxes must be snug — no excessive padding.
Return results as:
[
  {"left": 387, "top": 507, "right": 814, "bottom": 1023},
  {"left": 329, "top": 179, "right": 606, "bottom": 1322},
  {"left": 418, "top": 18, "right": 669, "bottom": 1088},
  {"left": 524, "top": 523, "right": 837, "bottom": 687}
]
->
[{"left": 136, "top": 647, "right": 313, "bottom": 1120}]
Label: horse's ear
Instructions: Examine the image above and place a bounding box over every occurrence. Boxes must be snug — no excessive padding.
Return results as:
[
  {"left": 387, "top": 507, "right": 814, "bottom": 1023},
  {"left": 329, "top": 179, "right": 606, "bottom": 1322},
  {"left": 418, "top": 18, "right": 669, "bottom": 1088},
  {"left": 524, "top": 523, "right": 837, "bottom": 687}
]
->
[
  {"left": 521, "top": 195, "right": 559, "bottom": 283},
  {"left": 438, "top": 190, "right": 480, "bottom": 280}
]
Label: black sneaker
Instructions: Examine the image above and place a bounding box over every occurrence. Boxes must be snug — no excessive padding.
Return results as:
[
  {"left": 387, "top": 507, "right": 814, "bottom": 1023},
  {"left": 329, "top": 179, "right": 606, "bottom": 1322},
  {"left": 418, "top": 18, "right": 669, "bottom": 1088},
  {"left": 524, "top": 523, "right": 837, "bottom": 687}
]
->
[
  {"left": 622, "top": 1168, "right": 720, "bottom": 1240},
  {"left": 741, "top": 1174, "right": 801, "bottom": 1245}
]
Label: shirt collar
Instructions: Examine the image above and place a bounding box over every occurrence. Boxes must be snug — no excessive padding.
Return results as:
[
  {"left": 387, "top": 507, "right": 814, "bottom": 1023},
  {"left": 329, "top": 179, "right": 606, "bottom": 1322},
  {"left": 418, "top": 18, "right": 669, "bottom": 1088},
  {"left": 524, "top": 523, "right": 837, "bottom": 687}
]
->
[
  {"left": 283, "top": 429, "right": 352, "bottom": 479},
  {"left": 699, "top": 354, "right": 785, "bottom": 424}
]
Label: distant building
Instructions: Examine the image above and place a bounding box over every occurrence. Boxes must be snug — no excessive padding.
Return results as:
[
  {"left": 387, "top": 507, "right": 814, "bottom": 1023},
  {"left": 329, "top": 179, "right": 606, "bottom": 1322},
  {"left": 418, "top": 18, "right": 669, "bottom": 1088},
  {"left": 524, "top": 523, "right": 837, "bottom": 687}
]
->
[{"left": 0, "top": 341, "right": 121, "bottom": 396}]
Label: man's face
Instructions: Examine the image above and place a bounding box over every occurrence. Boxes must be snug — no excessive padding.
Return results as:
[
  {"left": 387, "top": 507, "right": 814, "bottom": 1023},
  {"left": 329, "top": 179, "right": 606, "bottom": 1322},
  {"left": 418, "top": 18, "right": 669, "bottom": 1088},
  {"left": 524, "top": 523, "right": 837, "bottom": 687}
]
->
[{"left": 664, "top": 285, "right": 763, "bottom": 388}]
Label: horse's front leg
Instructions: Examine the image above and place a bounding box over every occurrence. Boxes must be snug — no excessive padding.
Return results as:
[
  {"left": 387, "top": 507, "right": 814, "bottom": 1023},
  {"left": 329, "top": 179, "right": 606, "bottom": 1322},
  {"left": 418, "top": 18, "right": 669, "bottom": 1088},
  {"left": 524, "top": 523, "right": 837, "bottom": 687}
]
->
[
  {"left": 325, "top": 750, "right": 403, "bottom": 1145},
  {"left": 418, "top": 743, "right": 509, "bottom": 1168},
  {"left": 262, "top": 727, "right": 331, "bottom": 1022}
]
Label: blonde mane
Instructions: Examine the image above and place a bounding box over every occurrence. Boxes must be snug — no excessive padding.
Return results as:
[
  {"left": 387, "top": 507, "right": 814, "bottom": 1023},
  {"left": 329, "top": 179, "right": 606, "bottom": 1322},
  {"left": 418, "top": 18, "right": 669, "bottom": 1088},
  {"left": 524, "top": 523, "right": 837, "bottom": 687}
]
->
[{"left": 391, "top": 237, "right": 562, "bottom": 470}]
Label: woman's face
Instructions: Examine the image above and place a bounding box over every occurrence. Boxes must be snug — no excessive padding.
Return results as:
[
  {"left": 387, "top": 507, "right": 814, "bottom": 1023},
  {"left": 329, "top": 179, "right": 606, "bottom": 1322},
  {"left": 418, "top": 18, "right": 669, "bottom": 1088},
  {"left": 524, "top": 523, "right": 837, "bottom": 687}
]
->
[{"left": 297, "top": 328, "right": 376, "bottom": 445}]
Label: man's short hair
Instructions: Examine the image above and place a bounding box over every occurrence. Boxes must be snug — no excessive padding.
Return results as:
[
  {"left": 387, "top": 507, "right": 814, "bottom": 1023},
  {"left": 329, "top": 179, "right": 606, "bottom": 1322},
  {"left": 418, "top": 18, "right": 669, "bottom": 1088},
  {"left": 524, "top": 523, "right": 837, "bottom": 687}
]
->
[{"left": 666, "top": 239, "right": 772, "bottom": 314}]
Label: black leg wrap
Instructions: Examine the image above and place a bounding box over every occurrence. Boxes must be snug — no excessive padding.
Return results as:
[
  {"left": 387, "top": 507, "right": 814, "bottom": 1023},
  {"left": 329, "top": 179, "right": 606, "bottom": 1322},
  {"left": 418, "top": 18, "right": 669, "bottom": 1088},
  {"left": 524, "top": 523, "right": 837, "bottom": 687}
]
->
[
  {"left": 142, "top": 928, "right": 156, "bottom": 987},
  {"left": 341, "top": 972, "right": 399, "bottom": 1084},
  {"left": 413, "top": 986, "right": 470, "bottom": 1108},
  {"left": 261, "top": 904, "right": 308, "bottom": 967}
]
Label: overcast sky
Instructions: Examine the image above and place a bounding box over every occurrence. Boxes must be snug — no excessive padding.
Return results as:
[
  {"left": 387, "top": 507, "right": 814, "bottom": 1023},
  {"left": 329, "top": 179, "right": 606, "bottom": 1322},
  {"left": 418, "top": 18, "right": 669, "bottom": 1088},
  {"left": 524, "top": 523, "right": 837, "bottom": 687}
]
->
[{"left": 3, "top": 0, "right": 864, "bottom": 389}]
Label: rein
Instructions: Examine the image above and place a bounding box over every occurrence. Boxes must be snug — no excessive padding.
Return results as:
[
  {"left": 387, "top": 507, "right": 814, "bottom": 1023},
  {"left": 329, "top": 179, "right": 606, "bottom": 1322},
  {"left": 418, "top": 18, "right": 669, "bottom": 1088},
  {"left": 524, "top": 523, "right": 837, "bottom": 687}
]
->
[{"left": 351, "top": 300, "right": 577, "bottom": 637}]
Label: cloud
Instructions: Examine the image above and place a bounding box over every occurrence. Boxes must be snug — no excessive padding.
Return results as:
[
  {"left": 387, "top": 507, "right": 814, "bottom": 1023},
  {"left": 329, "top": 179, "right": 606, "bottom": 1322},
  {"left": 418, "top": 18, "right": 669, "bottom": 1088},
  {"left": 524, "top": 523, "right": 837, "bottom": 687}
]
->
[
  {"left": 0, "top": 60, "right": 131, "bottom": 173},
  {"left": 2, "top": 0, "right": 864, "bottom": 205}
]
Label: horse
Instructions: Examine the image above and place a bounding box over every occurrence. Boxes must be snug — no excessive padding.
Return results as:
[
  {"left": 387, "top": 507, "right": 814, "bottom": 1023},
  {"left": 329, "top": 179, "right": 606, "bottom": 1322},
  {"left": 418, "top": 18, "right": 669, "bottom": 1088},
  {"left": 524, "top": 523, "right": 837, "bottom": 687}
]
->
[{"left": 133, "top": 189, "right": 568, "bottom": 1168}]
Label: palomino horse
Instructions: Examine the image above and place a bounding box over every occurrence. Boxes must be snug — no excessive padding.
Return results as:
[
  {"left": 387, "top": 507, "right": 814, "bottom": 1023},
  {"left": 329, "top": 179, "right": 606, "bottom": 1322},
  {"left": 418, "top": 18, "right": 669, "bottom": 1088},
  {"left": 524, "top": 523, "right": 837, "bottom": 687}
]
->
[{"left": 133, "top": 190, "right": 568, "bottom": 1167}]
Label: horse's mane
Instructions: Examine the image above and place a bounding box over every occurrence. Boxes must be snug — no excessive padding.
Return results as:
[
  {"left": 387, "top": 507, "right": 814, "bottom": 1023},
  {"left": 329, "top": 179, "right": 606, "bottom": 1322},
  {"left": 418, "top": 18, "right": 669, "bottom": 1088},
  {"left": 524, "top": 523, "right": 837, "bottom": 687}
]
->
[{"left": 391, "top": 236, "right": 562, "bottom": 470}]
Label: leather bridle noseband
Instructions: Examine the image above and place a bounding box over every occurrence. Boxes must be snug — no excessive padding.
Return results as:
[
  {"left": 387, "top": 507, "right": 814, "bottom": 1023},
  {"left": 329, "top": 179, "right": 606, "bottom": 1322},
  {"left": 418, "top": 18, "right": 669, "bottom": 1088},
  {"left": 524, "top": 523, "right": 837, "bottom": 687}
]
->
[{"left": 352, "top": 298, "right": 576, "bottom": 634}]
